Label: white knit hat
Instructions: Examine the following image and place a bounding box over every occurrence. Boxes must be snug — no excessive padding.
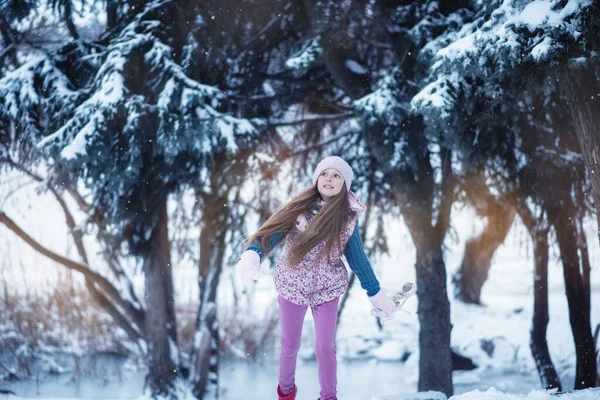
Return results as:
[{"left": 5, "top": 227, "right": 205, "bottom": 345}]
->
[{"left": 312, "top": 156, "right": 354, "bottom": 191}]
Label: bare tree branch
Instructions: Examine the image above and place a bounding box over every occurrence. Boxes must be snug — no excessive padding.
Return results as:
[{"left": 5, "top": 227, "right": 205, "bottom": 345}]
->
[
  {"left": 5, "top": 158, "right": 144, "bottom": 320},
  {"left": 0, "top": 211, "right": 145, "bottom": 333},
  {"left": 66, "top": 184, "right": 93, "bottom": 214},
  {"left": 286, "top": 130, "right": 359, "bottom": 157},
  {"left": 269, "top": 112, "right": 354, "bottom": 126}
]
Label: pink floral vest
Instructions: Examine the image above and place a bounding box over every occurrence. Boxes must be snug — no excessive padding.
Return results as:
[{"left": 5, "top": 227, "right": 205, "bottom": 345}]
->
[{"left": 273, "top": 191, "right": 365, "bottom": 306}]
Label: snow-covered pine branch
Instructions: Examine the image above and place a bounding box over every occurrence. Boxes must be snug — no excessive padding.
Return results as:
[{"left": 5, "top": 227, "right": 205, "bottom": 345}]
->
[
  {"left": 411, "top": 0, "right": 594, "bottom": 124},
  {"left": 285, "top": 36, "right": 323, "bottom": 70},
  {"left": 0, "top": 56, "right": 84, "bottom": 142},
  {"left": 1, "top": 4, "right": 260, "bottom": 171}
]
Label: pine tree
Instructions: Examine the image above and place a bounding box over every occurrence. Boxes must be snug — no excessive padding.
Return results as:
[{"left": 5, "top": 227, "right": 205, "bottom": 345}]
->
[
  {"left": 411, "top": 0, "right": 598, "bottom": 390},
  {"left": 0, "top": 0, "right": 288, "bottom": 397}
]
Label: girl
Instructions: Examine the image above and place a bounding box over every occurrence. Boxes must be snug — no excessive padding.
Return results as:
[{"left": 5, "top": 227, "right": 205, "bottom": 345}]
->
[{"left": 236, "top": 156, "right": 396, "bottom": 400}]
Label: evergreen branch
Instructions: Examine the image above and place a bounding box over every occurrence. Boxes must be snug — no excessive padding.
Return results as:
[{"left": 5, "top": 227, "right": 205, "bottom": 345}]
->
[{"left": 232, "top": 2, "right": 291, "bottom": 58}]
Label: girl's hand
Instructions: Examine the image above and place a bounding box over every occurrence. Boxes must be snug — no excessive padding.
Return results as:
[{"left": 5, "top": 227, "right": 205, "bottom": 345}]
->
[
  {"left": 236, "top": 250, "right": 260, "bottom": 285},
  {"left": 368, "top": 289, "right": 395, "bottom": 319}
]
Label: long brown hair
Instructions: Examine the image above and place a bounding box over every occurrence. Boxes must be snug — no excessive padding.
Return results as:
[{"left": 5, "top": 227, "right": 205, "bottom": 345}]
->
[{"left": 245, "top": 185, "right": 353, "bottom": 267}]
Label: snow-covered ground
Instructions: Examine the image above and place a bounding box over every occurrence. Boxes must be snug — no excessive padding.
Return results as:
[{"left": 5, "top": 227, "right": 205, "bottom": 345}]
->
[{"left": 1, "top": 176, "right": 599, "bottom": 399}]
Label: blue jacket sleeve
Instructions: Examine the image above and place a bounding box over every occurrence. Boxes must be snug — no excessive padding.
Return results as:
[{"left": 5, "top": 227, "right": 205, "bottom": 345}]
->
[
  {"left": 344, "top": 224, "right": 381, "bottom": 297},
  {"left": 246, "top": 232, "right": 284, "bottom": 262}
]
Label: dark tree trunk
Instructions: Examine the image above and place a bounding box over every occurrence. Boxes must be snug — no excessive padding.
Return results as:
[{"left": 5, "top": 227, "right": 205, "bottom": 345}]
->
[
  {"left": 561, "top": 66, "right": 600, "bottom": 246},
  {"left": 63, "top": 0, "right": 79, "bottom": 39},
  {"left": 454, "top": 191, "right": 516, "bottom": 304},
  {"left": 401, "top": 204, "right": 453, "bottom": 397},
  {"left": 362, "top": 117, "right": 454, "bottom": 397},
  {"left": 191, "top": 191, "right": 229, "bottom": 399},
  {"left": 142, "top": 194, "right": 180, "bottom": 396},
  {"left": 0, "top": 15, "right": 18, "bottom": 69},
  {"left": 516, "top": 200, "right": 562, "bottom": 390},
  {"left": 106, "top": 0, "right": 118, "bottom": 30},
  {"left": 549, "top": 198, "right": 596, "bottom": 389},
  {"left": 594, "top": 323, "right": 600, "bottom": 387},
  {"left": 529, "top": 229, "right": 561, "bottom": 390}
]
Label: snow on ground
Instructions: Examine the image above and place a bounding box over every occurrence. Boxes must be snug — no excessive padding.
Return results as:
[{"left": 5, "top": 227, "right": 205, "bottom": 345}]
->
[{"left": 449, "top": 387, "right": 600, "bottom": 400}]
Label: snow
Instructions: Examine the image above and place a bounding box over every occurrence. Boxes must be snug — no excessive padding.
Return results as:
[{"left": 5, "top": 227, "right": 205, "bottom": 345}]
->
[
  {"left": 451, "top": 387, "right": 599, "bottom": 400},
  {"left": 370, "top": 393, "right": 446, "bottom": 400},
  {"left": 412, "top": 77, "right": 451, "bottom": 109},
  {"left": 0, "top": 58, "right": 78, "bottom": 123},
  {"left": 36, "top": 50, "right": 127, "bottom": 158},
  {"left": 157, "top": 78, "right": 177, "bottom": 109},
  {"left": 436, "top": 35, "right": 476, "bottom": 61},
  {"left": 168, "top": 336, "right": 180, "bottom": 366},
  {"left": 411, "top": 73, "right": 461, "bottom": 118},
  {"left": 412, "top": 0, "right": 594, "bottom": 118},
  {"left": 369, "top": 340, "right": 408, "bottom": 361},
  {"left": 516, "top": 0, "right": 592, "bottom": 31},
  {"left": 285, "top": 36, "right": 322, "bottom": 70},
  {"left": 218, "top": 115, "right": 258, "bottom": 153},
  {"left": 346, "top": 59, "right": 368, "bottom": 74},
  {"left": 354, "top": 75, "right": 405, "bottom": 125},
  {"left": 262, "top": 82, "right": 275, "bottom": 96},
  {"left": 530, "top": 37, "right": 554, "bottom": 61},
  {"left": 59, "top": 113, "right": 103, "bottom": 160},
  {"left": 17, "top": 15, "right": 254, "bottom": 164},
  {"left": 517, "top": 1, "right": 557, "bottom": 30}
]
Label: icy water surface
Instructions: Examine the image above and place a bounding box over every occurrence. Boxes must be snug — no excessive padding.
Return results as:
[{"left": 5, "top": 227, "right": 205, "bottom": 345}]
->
[{"left": 1, "top": 357, "right": 546, "bottom": 400}]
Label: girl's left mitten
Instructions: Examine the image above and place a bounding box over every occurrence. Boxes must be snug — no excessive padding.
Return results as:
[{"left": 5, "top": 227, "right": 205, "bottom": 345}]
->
[{"left": 368, "top": 289, "right": 395, "bottom": 319}]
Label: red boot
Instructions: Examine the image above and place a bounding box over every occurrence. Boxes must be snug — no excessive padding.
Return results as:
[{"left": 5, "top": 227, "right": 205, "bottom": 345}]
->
[{"left": 277, "top": 385, "right": 297, "bottom": 400}]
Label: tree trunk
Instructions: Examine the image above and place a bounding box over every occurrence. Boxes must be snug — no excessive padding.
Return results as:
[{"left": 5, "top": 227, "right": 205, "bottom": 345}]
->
[
  {"left": 0, "top": 15, "right": 18, "bottom": 69},
  {"left": 561, "top": 66, "right": 600, "bottom": 246},
  {"left": 549, "top": 199, "right": 596, "bottom": 389},
  {"left": 594, "top": 323, "right": 600, "bottom": 387},
  {"left": 142, "top": 194, "right": 180, "bottom": 396},
  {"left": 402, "top": 207, "right": 453, "bottom": 397},
  {"left": 63, "top": 0, "right": 80, "bottom": 40},
  {"left": 454, "top": 195, "right": 516, "bottom": 304},
  {"left": 191, "top": 192, "right": 229, "bottom": 399},
  {"left": 529, "top": 228, "right": 561, "bottom": 390},
  {"left": 106, "top": 0, "right": 118, "bottom": 30},
  {"left": 515, "top": 200, "right": 562, "bottom": 390},
  {"left": 363, "top": 115, "right": 453, "bottom": 395}
]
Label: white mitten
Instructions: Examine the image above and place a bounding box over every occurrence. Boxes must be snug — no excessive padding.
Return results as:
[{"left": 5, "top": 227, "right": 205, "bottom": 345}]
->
[
  {"left": 236, "top": 250, "right": 260, "bottom": 284},
  {"left": 368, "top": 289, "right": 395, "bottom": 319},
  {"left": 370, "top": 308, "right": 390, "bottom": 318}
]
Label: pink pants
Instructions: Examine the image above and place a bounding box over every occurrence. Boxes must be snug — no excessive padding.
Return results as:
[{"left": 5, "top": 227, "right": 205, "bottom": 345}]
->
[{"left": 278, "top": 295, "right": 339, "bottom": 400}]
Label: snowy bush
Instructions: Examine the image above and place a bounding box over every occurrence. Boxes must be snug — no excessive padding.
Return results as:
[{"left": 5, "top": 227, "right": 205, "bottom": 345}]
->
[
  {"left": 0, "top": 271, "right": 131, "bottom": 380},
  {"left": 218, "top": 294, "right": 279, "bottom": 362}
]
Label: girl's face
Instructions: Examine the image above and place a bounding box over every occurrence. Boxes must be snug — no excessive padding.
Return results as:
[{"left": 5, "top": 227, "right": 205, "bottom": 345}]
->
[{"left": 317, "top": 168, "right": 345, "bottom": 201}]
